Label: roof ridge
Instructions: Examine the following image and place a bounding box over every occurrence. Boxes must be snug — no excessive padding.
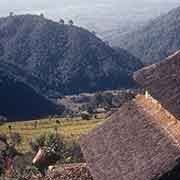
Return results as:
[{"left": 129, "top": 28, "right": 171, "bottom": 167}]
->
[{"left": 135, "top": 95, "right": 180, "bottom": 149}]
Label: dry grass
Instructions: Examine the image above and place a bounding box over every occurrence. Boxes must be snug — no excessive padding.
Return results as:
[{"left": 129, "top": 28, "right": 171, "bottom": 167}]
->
[{"left": 0, "top": 115, "right": 105, "bottom": 153}]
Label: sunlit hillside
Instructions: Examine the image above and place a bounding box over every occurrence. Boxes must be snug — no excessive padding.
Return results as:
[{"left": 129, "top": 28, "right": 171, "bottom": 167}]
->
[{"left": 0, "top": 115, "right": 105, "bottom": 152}]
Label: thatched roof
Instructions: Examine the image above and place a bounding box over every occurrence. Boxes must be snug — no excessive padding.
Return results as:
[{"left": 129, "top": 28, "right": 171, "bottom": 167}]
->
[
  {"left": 134, "top": 50, "right": 180, "bottom": 119},
  {"left": 80, "top": 95, "right": 180, "bottom": 180}
]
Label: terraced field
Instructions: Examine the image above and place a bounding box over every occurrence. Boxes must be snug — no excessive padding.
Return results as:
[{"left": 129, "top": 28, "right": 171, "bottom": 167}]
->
[{"left": 0, "top": 115, "right": 105, "bottom": 152}]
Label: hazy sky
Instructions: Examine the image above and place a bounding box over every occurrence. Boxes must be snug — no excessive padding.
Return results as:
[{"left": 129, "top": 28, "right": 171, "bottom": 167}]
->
[
  {"left": 1, "top": 0, "right": 179, "bottom": 19},
  {"left": 0, "top": 0, "right": 180, "bottom": 39},
  {"left": 0, "top": 1, "right": 179, "bottom": 13}
]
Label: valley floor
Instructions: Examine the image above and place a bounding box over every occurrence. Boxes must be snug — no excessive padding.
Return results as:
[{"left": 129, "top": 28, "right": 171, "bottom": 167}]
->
[{"left": 0, "top": 115, "right": 105, "bottom": 153}]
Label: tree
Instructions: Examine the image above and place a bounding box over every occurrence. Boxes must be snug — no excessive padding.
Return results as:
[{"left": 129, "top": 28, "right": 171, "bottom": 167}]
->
[
  {"left": 65, "top": 140, "right": 84, "bottom": 163},
  {"left": 8, "top": 125, "right": 12, "bottom": 134},
  {"left": 30, "top": 134, "right": 46, "bottom": 152},
  {"left": 54, "top": 126, "right": 58, "bottom": 136},
  {"left": 94, "top": 92, "right": 103, "bottom": 107},
  {"left": 0, "top": 134, "right": 20, "bottom": 177},
  {"left": 81, "top": 103, "right": 95, "bottom": 114},
  {"left": 92, "top": 31, "right": 96, "bottom": 35},
  {"left": 31, "top": 133, "right": 66, "bottom": 175},
  {"left": 102, "top": 92, "right": 113, "bottom": 107},
  {"left": 40, "top": 13, "right": 44, "bottom": 18},
  {"left": 105, "top": 41, "right": 109, "bottom": 46},
  {"left": 33, "top": 121, "right": 38, "bottom": 129},
  {"left": 9, "top": 12, "right": 14, "bottom": 17},
  {"left": 81, "top": 111, "right": 92, "bottom": 120},
  {"left": 9, "top": 132, "right": 22, "bottom": 147},
  {"left": 68, "top": 20, "right": 74, "bottom": 26},
  {"left": 0, "top": 134, "right": 7, "bottom": 145},
  {"left": 59, "top": 18, "right": 65, "bottom": 25},
  {"left": 0, "top": 116, "right": 7, "bottom": 126}
]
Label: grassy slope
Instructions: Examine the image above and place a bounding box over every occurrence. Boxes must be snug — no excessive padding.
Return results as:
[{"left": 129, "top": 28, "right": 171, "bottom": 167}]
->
[{"left": 0, "top": 115, "right": 105, "bottom": 152}]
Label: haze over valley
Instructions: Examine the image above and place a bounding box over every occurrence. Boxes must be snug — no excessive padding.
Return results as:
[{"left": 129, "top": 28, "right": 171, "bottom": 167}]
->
[{"left": 0, "top": 0, "right": 180, "bottom": 45}]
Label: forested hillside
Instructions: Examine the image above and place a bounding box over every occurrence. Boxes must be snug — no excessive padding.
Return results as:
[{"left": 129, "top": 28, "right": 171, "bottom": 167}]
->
[
  {"left": 0, "top": 67, "right": 64, "bottom": 121},
  {"left": 118, "top": 6, "right": 180, "bottom": 64},
  {"left": 0, "top": 14, "right": 142, "bottom": 97}
]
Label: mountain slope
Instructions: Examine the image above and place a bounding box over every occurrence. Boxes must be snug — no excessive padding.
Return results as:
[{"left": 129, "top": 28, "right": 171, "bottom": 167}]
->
[
  {"left": 0, "top": 68, "right": 64, "bottom": 121},
  {"left": 1, "top": 0, "right": 180, "bottom": 45},
  {"left": 118, "top": 6, "right": 180, "bottom": 65},
  {"left": 0, "top": 14, "right": 142, "bottom": 96}
]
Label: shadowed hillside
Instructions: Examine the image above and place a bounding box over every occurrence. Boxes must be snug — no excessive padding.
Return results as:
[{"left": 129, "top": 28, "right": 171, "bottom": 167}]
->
[
  {"left": 0, "top": 68, "right": 64, "bottom": 121},
  {"left": 0, "top": 14, "right": 142, "bottom": 96}
]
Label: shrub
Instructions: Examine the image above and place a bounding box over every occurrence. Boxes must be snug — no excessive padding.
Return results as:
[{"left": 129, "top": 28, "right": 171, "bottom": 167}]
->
[
  {"left": 68, "top": 20, "right": 74, "bottom": 26},
  {"left": 33, "top": 121, "right": 38, "bottom": 129},
  {"left": 80, "top": 103, "right": 95, "bottom": 114},
  {"left": 94, "top": 92, "right": 103, "bottom": 106},
  {"left": 101, "top": 92, "right": 113, "bottom": 107},
  {"left": 9, "top": 132, "right": 22, "bottom": 147},
  {"left": 30, "top": 133, "right": 66, "bottom": 175},
  {"left": 30, "top": 133, "right": 66, "bottom": 161},
  {"left": 13, "top": 153, "right": 39, "bottom": 180},
  {"left": 59, "top": 18, "right": 64, "bottom": 25},
  {"left": 0, "top": 134, "right": 7, "bottom": 144},
  {"left": 12, "top": 165, "right": 39, "bottom": 180},
  {"left": 8, "top": 125, "right": 12, "bottom": 133},
  {"left": 65, "top": 140, "right": 84, "bottom": 163},
  {"left": 30, "top": 133, "right": 84, "bottom": 165},
  {"left": 93, "top": 92, "right": 113, "bottom": 108},
  {"left": 46, "top": 133, "right": 65, "bottom": 159},
  {"left": 29, "top": 134, "right": 46, "bottom": 152},
  {"left": 56, "top": 120, "right": 61, "bottom": 124},
  {"left": 14, "top": 153, "right": 33, "bottom": 173},
  {"left": 0, "top": 144, "right": 19, "bottom": 178},
  {"left": 0, "top": 116, "right": 7, "bottom": 126},
  {"left": 0, "top": 155, "right": 5, "bottom": 177},
  {"left": 81, "top": 111, "right": 92, "bottom": 120}
]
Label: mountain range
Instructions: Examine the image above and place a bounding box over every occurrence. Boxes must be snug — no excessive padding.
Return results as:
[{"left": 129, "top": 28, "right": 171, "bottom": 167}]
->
[
  {"left": 0, "top": 14, "right": 144, "bottom": 120},
  {"left": 1, "top": 0, "right": 179, "bottom": 45},
  {"left": 0, "top": 14, "right": 142, "bottom": 97},
  {"left": 2, "top": 4, "right": 180, "bottom": 120},
  {"left": 118, "top": 5, "right": 180, "bottom": 64}
]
